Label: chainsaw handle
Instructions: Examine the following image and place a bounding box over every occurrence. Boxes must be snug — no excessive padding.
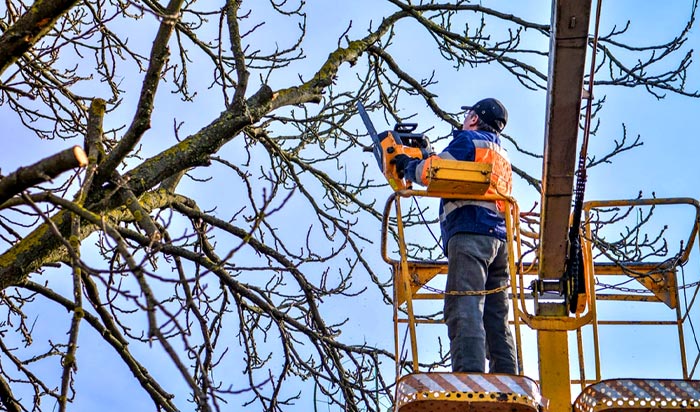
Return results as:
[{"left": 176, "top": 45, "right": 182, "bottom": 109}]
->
[{"left": 381, "top": 133, "right": 412, "bottom": 191}]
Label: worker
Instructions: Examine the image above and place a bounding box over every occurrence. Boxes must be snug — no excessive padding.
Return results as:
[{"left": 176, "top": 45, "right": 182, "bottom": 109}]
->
[{"left": 392, "top": 98, "right": 517, "bottom": 374}]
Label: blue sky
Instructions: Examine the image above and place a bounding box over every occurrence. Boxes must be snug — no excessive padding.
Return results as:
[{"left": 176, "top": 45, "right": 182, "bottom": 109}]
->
[{"left": 1, "top": 1, "right": 699, "bottom": 411}]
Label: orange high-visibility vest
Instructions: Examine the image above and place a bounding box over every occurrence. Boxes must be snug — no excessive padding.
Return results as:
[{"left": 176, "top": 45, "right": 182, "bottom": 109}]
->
[
  {"left": 473, "top": 139, "right": 512, "bottom": 212},
  {"left": 415, "top": 139, "right": 512, "bottom": 212}
]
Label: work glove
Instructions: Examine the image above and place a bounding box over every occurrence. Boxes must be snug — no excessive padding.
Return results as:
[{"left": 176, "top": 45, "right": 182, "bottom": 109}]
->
[{"left": 392, "top": 154, "right": 414, "bottom": 179}]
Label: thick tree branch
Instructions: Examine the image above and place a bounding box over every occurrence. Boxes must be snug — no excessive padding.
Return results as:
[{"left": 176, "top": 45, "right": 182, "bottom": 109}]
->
[
  {"left": 225, "top": 0, "right": 250, "bottom": 103},
  {"left": 0, "top": 0, "right": 80, "bottom": 76},
  {"left": 0, "top": 374, "right": 21, "bottom": 412},
  {"left": 0, "top": 146, "right": 87, "bottom": 205}
]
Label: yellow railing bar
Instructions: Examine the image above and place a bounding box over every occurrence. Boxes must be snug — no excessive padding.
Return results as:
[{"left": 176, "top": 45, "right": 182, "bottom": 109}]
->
[{"left": 581, "top": 197, "right": 700, "bottom": 382}]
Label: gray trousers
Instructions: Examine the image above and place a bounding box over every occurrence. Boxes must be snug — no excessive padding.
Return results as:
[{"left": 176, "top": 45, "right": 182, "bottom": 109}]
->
[{"left": 444, "top": 232, "right": 517, "bottom": 374}]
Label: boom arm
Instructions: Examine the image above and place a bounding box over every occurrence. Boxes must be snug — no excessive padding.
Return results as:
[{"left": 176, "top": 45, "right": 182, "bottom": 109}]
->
[
  {"left": 539, "top": 1, "right": 592, "bottom": 286},
  {"left": 537, "top": 2, "right": 592, "bottom": 412}
]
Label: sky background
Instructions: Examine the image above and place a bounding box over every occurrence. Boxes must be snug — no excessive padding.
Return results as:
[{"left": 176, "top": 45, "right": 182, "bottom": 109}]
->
[{"left": 1, "top": 1, "right": 700, "bottom": 411}]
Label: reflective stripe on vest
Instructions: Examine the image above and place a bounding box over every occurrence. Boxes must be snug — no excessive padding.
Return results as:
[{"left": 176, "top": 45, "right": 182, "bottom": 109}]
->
[
  {"left": 415, "top": 155, "right": 439, "bottom": 186},
  {"left": 440, "top": 199, "right": 500, "bottom": 222}
]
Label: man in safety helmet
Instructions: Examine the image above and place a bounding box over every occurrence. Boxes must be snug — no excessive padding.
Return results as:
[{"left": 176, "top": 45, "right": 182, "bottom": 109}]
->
[{"left": 393, "top": 97, "right": 517, "bottom": 374}]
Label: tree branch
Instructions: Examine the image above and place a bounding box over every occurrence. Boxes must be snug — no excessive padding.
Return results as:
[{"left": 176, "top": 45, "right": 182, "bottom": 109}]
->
[
  {"left": 0, "top": 146, "right": 87, "bottom": 205},
  {"left": 0, "top": 0, "right": 80, "bottom": 76}
]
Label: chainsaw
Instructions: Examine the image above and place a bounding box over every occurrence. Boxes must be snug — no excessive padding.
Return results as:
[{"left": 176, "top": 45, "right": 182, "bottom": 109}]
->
[{"left": 357, "top": 102, "right": 433, "bottom": 190}]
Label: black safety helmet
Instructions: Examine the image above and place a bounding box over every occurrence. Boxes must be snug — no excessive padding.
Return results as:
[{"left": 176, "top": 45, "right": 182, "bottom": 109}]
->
[{"left": 461, "top": 98, "right": 508, "bottom": 132}]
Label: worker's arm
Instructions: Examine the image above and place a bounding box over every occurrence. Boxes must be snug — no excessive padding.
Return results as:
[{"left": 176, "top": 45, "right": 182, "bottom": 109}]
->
[
  {"left": 397, "top": 148, "right": 472, "bottom": 187},
  {"left": 395, "top": 154, "right": 434, "bottom": 186},
  {"left": 395, "top": 130, "right": 477, "bottom": 185}
]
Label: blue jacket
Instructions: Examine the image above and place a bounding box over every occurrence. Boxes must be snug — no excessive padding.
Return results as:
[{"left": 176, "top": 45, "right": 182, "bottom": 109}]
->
[{"left": 403, "top": 129, "right": 510, "bottom": 252}]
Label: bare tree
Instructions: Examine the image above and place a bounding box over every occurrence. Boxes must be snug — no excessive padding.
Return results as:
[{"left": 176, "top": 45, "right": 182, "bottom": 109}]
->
[{"left": 0, "top": 1, "right": 697, "bottom": 411}]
